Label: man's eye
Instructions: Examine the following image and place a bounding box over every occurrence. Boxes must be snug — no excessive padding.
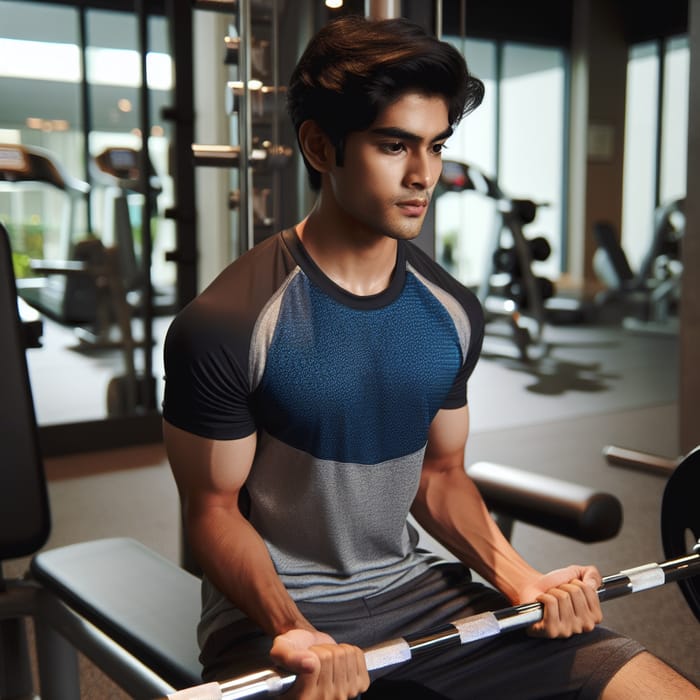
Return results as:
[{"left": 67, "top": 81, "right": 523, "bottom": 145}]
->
[
  {"left": 381, "top": 142, "right": 405, "bottom": 154},
  {"left": 432, "top": 143, "right": 447, "bottom": 155}
]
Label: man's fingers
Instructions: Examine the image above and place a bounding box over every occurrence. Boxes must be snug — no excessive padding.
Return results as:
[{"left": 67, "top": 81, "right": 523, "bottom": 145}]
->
[
  {"left": 527, "top": 590, "right": 558, "bottom": 637},
  {"left": 270, "top": 640, "right": 317, "bottom": 674},
  {"left": 306, "top": 643, "right": 369, "bottom": 698},
  {"left": 271, "top": 630, "right": 368, "bottom": 698},
  {"left": 529, "top": 580, "right": 603, "bottom": 638},
  {"left": 545, "top": 587, "right": 578, "bottom": 636},
  {"left": 350, "top": 643, "right": 371, "bottom": 693},
  {"left": 566, "top": 579, "right": 603, "bottom": 629},
  {"left": 335, "top": 643, "right": 369, "bottom": 697}
]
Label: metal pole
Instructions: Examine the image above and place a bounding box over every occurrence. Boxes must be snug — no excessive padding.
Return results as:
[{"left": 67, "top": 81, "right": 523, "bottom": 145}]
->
[
  {"left": 271, "top": 0, "right": 280, "bottom": 232},
  {"left": 365, "top": 0, "right": 401, "bottom": 20},
  {"left": 164, "top": 0, "right": 198, "bottom": 308},
  {"left": 78, "top": 7, "right": 93, "bottom": 236},
  {"left": 135, "top": 0, "right": 156, "bottom": 411},
  {"left": 239, "top": 0, "right": 254, "bottom": 255}
]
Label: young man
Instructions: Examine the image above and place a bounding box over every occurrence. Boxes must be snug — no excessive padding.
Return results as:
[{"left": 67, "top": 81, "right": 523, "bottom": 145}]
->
[{"left": 163, "top": 16, "right": 699, "bottom": 699}]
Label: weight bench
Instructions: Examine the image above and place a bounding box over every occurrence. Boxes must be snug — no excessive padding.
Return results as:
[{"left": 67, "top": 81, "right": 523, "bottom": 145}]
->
[
  {"left": 30, "top": 539, "right": 202, "bottom": 697},
  {"left": 0, "top": 222, "right": 622, "bottom": 698}
]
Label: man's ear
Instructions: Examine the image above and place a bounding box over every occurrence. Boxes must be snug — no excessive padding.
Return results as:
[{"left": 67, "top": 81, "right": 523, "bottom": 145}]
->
[{"left": 298, "top": 120, "right": 335, "bottom": 175}]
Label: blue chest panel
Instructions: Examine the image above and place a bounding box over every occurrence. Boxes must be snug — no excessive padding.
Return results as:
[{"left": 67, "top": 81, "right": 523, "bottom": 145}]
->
[{"left": 256, "top": 272, "right": 463, "bottom": 464}]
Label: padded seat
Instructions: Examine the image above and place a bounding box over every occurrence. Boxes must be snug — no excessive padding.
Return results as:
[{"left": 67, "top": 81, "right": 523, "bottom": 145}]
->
[
  {"left": 31, "top": 537, "right": 202, "bottom": 690},
  {"left": 467, "top": 461, "right": 623, "bottom": 542}
]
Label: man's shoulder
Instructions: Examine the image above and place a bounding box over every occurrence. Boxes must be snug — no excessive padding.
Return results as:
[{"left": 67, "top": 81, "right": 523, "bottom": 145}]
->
[
  {"left": 403, "top": 241, "right": 482, "bottom": 316},
  {"left": 216, "top": 229, "right": 292, "bottom": 284},
  {"left": 166, "top": 231, "right": 298, "bottom": 349},
  {"left": 195, "top": 230, "right": 296, "bottom": 307}
]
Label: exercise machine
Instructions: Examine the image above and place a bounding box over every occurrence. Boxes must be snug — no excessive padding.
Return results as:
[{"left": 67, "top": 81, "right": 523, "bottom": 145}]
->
[
  {"left": 592, "top": 198, "right": 684, "bottom": 335},
  {"left": 0, "top": 142, "right": 98, "bottom": 326},
  {"left": 89, "top": 146, "right": 166, "bottom": 415},
  {"left": 591, "top": 200, "right": 686, "bottom": 474},
  {"left": 0, "top": 143, "right": 135, "bottom": 349},
  {"left": 437, "top": 159, "right": 564, "bottom": 361},
  {"left": 91, "top": 145, "right": 174, "bottom": 316},
  {"left": 0, "top": 144, "right": 157, "bottom": 415},
  {"left": 91, "top": 146, "right": 148, "bottom": 305}
]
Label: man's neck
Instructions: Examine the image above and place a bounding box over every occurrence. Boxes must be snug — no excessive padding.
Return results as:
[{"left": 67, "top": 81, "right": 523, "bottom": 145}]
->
[{"left": 295, "top": 204, "right": 399, "bottom": 297}]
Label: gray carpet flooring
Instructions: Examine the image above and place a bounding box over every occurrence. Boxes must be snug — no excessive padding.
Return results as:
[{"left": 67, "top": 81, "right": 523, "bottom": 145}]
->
[{"left": 5, "top": 322, "right": 699, "bottom": 696}]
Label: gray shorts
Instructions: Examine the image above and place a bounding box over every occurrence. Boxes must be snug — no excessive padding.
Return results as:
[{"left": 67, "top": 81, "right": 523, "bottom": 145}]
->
[{"left": 201, "top": 563, "right": 644, "bottom": 699}]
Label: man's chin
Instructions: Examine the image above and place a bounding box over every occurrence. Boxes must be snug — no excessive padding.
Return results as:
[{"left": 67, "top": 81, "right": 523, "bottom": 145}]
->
[{"left": 385, "top": 224, "right": 425, "bottom": 242}]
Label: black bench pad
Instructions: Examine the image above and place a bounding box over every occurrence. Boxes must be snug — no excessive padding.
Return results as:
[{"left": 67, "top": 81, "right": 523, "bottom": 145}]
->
[
  {"left": 31, "top": 537, "right": 202, "bottom": 689},
  {"left": 467, "top": 462, "right": 623, "bottom": 542}
]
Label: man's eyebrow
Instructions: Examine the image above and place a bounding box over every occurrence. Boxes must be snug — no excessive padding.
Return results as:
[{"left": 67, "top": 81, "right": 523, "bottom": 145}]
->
[{"left": 369, "top": 126, "right": 454, "bottom": 142}]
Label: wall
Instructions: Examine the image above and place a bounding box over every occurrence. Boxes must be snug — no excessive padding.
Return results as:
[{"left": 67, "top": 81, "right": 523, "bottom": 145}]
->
[{"left": 568, "top": 0, "right": 628, "bottom": 291}]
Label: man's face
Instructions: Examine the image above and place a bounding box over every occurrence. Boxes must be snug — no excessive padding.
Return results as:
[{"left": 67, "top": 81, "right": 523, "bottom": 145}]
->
[{"left": 327, "top": 92, "right": 452, "bottom": 242}]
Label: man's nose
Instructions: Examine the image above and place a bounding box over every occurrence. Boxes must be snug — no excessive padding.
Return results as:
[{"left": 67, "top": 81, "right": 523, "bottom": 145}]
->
[{"left": 404, "top": 151, "right": 434, "bottom": 190}]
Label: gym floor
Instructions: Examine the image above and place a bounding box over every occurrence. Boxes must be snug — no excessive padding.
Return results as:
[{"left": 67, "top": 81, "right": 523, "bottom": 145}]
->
[{"left": 7, "top": 318, "right": 699, "bottom": 696}]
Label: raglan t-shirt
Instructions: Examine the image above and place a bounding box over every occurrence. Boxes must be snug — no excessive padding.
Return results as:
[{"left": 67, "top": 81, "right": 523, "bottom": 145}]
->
[{"left": 162, "top": 228, "right": 484, "bottom": 644}]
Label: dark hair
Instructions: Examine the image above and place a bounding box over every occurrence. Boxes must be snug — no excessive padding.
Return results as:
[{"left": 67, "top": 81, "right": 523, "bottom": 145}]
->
[{"left": 287, "top": 15, "right": 484, "bottom": 191}]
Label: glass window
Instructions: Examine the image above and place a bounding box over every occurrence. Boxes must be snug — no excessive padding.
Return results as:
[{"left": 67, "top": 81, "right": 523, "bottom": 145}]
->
[
  {"left": 85, "top": 10, "right": 176, "bottom": 294},
  {"left": 436, "top": 38, "right": 497, "bottom": 286},
  {"left": 659, "top": 36, "right": 689, "bottom": 204},
  {"left": 499, "top": 43, "right": 566, "bottom": 282},
  {"left": 621, "top": 36, "right": 688, "bottom": 277},
  {"left": 0, "top": 1, "right": 86, "bottom": 264},
  {"left": 436, "top": 38, "right": 566, "bottom": 288},
  {"left": 621, "top": 42, "right": 659, "bottom": 272}
]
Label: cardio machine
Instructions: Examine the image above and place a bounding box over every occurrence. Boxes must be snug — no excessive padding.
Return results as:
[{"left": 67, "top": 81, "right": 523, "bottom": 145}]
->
[
  {"left": 0, "top": 143, "right": 98, "bottom": 326},
  {"left": 91, "top": 145, "right": 164, "bottom": 414},
  {"left": 0, "top": 143, "right": 136, "bottom": 348},
  {"left": 90, "top": 146, "right": 168, "bottom": 305},
  {"left": 0, "top": 143, "right": 152, "bottom": 415}
]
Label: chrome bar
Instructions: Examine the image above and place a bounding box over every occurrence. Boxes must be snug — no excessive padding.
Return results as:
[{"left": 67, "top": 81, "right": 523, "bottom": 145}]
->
[{"left": 164, "top": 550, "right": 700, "bottom": 700}]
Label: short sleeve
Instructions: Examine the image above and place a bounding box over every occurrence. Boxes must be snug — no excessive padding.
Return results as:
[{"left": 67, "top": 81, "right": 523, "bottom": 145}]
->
[
  {"left": 441, "top": 302, "right": 484, "bottom": 408},
  {"left": 162, "top": 307, "right": 257, "bottom": 440}
]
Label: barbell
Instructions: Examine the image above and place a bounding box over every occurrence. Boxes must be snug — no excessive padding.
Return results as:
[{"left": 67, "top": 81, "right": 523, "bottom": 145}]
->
[{"left": 161, "top": 446, "right": 700, "bottom": 700}]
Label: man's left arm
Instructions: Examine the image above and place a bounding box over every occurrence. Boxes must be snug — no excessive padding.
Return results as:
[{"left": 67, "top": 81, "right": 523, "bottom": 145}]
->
[{"left": 410, "top": 405, "right": 603, "bottom": 638}]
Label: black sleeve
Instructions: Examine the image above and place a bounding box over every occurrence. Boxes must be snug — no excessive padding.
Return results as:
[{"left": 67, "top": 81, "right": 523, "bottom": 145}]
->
[
  {"left": 162, "top": 305, "right": 257, "bottom": 440},
  {"left": 162, "top": 232, "right": 297, "bottom": 440},
  {"left": 442, "top": 298, "right": 484, "bottom": 408}
]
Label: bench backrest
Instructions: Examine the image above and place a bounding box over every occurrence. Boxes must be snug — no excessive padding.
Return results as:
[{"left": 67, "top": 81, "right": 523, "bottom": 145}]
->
[{"left": 0, "top": 222, "right": 51, "bottom": 563}]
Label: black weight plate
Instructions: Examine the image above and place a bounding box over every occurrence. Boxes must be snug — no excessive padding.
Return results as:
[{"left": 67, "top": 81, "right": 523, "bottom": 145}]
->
[
  {"left": 661, "top": 445, "right": 700, "bottom": 622},
  {"left": 528, "top": 236, "right": 552, "bottom": 261}
]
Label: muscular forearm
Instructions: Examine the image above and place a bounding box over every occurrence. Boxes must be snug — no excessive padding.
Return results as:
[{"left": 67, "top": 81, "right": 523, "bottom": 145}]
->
[
  {"left": 187, "top": 504, "right": 313, "bottom": 637},
  {"left": 411, "top": 467, "right": 542, "bottom": 603}
]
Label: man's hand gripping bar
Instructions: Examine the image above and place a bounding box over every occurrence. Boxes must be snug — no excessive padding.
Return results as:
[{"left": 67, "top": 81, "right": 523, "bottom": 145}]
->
[{"left": 160, "top": 547, "right": 700, "bottom": 700}]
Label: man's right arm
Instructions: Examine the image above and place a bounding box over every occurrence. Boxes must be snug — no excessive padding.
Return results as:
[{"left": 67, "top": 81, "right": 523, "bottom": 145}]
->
[
  {"left": 162, "top": 420, "right": 369, "bottom": 698},
  {"left": 163, "top": 420, "right": 308, "bottom": 637}
]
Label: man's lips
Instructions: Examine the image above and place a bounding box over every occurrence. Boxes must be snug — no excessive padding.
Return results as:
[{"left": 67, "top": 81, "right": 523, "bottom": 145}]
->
[{"left": 396, "top": 199, "right": 429, "bottom": 216}]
